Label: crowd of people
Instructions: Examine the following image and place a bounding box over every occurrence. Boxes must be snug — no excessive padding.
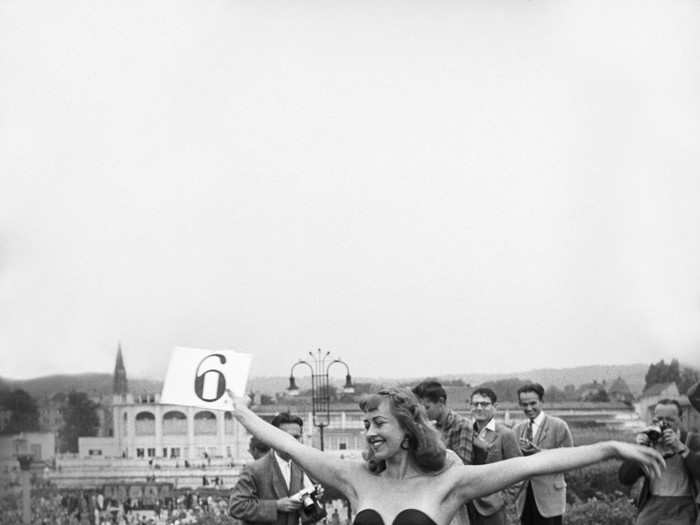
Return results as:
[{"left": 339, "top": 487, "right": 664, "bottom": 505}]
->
[
  {"left": 0, "top": 485, "right": 237, "bottom": 525},
  {"left": 4, "top": 380, "right": 699, "bottom": 525},
  {"left": 227, "top": 380, "right": 700, "bottom": 525}
]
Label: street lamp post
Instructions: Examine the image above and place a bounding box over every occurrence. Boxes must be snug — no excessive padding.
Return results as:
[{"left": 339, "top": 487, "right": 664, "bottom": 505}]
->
[
  {"left": 287, "top": 349, "right": 354, "bottom": 451},
  {"left": 14, "top": 434, "right": 33, "bottom": 525}
]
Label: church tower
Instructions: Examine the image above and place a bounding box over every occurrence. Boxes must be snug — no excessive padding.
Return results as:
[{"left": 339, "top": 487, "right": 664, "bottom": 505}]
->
[{"left": 113, "top": 342, "right": 129, "bottom": 397}]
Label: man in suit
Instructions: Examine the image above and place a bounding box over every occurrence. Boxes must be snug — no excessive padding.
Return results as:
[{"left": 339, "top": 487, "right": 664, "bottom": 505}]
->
[
  {"left": 230, "top": 412, "right": 315, "bottom": 525},
  {"left": 618, "top": 398, "right": 700, "bottom": 525},
  {"left": 467, "top": 387, "right": 522, "bottom": 525},
  {"left": 513, "top": 383, "right": 573, "bottom": 525}
]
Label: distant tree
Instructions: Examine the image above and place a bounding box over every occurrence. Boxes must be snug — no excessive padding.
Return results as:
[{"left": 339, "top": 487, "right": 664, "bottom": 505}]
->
[
  {"left": 259, "top": 394, "right": 275, "bottom": 405},
  {"left": 476, "top": 378, "right": 529, "bottom": 403},
  {"left": 300, "top": 385, "right": 338, "bottom": 400},
  {"left": 678, "top": 366, "right": 700, "bottom": 394},
  {"left": 440, "top": 379, "right": 468, "bottom": 387},
  {"left": 581, "top": 388, "right": 610, "bottom": 402},
  {"left": 0, "top": 389, "right": 40, "bottom": 434},
  {"left": 645, "top": 359, "right": 677, "bottom": 390},
  {"left": 644, "top": 358, "right": 697, "bottom": 393},
  {"left": 546, "top": 385, "right": 567, "bottom": 402},
  {"left": 58, "top": 391, "right": 100, "bottom": 453}
]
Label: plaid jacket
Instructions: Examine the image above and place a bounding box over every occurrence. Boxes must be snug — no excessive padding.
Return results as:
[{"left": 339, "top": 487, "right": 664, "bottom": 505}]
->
[{"left": 438, "top": 410, "right": 474, "bottom": 465}]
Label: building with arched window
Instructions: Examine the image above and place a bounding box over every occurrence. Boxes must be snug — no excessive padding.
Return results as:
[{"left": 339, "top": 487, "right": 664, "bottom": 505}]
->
[{"left": 77, "top": 347, "right": 248, "bottom": 462}]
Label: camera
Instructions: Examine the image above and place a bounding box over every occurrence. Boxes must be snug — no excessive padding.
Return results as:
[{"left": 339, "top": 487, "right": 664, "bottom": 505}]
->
[
  {"left": 642, "top": 420, "right": 671, "bottom": 444},
  {"left": 291, "top": 484, "right": 327, "bottom": 524}
]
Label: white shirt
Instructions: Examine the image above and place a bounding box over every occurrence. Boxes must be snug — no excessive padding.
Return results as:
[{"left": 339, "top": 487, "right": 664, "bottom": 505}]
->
[
  {"left": 273, "top": 452, "right": 312, "bottom": 492},
  {"left": 529, "top": 411, "right": 546, "bottom": 440},
  {"left": 474, "top": 417, "right": 496, "bottom": 437}
]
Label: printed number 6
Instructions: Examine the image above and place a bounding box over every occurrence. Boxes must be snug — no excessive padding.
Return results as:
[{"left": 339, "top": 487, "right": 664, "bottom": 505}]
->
[{"left": 194, "top": 353, "right": 227, "bottom": 401}]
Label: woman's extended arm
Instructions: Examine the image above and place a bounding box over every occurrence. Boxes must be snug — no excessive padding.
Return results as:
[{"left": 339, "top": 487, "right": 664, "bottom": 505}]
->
[
  {"left": 448, "top": 441, "right": 664, "bottom": 502},
  {"left": 227, "top": 391, "right": 359, "bottom": 500}
]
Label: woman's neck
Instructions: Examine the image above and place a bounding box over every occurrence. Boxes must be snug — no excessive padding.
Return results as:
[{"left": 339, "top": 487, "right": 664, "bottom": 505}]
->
[{"left": 382, "top": 450, "right": 421, "bottom": 479}]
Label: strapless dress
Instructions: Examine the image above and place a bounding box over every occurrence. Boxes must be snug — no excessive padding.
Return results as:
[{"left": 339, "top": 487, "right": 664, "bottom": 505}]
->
[{"left": 353, "top": 509, "right": 437, "bottom": 525}]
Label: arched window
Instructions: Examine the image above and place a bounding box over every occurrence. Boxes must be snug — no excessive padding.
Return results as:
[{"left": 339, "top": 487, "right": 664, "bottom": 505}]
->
[
  {"left": 163, "top": 410, "right": 187, "bottom": 435},
  {"left": 194, "top": 411, "right": 217, "bottom": 435},
  {"left": 224, "top": 411, "right": 235, "bottom": 434},
  {"left": 135, "top": 411, "right": 156, "bottom": 435}
]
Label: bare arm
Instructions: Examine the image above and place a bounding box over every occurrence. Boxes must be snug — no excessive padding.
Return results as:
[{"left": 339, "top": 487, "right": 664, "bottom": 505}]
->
[
  {"left": 449, "top": 441, "right": 664, "bottom": 502},
  {"left": 227, "top": 391, "right": 360, "bottom": 501}
]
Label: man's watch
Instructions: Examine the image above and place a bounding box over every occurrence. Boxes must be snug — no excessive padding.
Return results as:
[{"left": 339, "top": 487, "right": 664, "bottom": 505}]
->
[{"left": 678, "top": 444, "right": 690, "bottom": 458}]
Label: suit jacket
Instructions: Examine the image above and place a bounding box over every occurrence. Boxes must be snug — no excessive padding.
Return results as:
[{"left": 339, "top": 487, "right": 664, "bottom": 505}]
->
[
  {"left": 471, "top": 422, "right": 523, "bottom": 517},
  {"left": 229, "top": 451, "right": 306, "bottom": 525},
  {"left": 513, "top": 414, "right": 573, "bottom": 518},
  {"left": 619, "top": 430, "right": 700, "bottom": 509}
]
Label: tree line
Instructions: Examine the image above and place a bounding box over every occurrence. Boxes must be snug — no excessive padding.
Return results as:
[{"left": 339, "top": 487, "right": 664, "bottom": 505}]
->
[{"left": 0, "top": 389, "right": 100, "bottom": 453}]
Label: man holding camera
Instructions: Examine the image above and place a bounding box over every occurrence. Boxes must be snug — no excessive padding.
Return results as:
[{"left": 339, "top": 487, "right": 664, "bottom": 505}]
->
[
  {"left": 513, "top": 383, "right": 573, "bottom": 525},
  {"left": 230, "top": 412, "right": 323, "bottom": 525},
  {"left": 619, "top": 398, "right": 700, "bottom": 525}
]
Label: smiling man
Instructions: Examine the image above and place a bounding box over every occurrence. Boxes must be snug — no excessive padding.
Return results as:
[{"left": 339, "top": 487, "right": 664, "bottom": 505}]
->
[
  {"left": 467, "top": 388, "right": 522, "bottom": 525},
  {"left": 513, "top": 383, "right": 573, "bottom": 525}
]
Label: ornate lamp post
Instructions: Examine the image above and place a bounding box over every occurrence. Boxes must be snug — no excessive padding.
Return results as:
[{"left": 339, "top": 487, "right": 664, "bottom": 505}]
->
[
  {"left": 287, "top": 349, "right": 354, "bottom": 450},
  {"left": 14, "top": 434, "right": 33, "bottom": 525}
]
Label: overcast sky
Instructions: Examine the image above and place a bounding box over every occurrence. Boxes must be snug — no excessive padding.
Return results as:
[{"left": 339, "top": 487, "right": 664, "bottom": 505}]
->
[{"left": 2, "top": 0, "right": 700, "bottom": 382}]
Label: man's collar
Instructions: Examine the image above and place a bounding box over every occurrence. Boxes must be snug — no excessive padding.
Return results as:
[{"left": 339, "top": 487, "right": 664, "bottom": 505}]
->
[
  {"left": 531, "top": 411, "right": 545, "bottom": 425},
  {"left": 474, "top": 418, "right": 496, "bottom": 433},
  {"left": 273, "top": 451, "right": 291, "bottom": 466}
]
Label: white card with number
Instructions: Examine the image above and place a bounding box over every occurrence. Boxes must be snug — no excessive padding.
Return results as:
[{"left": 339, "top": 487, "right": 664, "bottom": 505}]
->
[{"left": 160, "top": 347, "right": 251, "bottom": 410}]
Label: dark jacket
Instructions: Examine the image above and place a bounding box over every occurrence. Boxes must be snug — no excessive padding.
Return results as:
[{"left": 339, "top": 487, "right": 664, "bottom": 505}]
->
[
  {"left": 471, "top": 422, "right": 523, "bottom": 517},
  {"left": 618, "top": 430, "right": 700, "bottom": 509}
]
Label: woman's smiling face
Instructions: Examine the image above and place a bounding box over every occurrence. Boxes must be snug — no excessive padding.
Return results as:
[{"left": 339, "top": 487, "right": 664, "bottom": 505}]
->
[{"left": 363, "top": 398, "right": 406, "bottom": 460}]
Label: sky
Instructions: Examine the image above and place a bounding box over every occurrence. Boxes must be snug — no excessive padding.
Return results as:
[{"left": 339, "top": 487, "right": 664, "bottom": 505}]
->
[{"left": 2, "top": 0, "right": 700, "bottom": 382}]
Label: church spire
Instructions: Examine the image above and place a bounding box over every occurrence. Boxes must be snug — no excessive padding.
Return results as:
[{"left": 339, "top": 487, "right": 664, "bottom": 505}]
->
[{"left": 113, "top": 342, "right": 129, "bottom": 396}]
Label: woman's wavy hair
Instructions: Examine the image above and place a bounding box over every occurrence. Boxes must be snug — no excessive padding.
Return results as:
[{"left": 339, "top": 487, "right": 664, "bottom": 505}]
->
[{"left": 359, "top": 387, "right": 446, "bottom": 474}]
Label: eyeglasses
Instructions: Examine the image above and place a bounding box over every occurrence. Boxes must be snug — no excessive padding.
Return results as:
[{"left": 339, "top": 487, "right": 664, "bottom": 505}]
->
[{"left": 471, "top": 401, "right": 492, "bottom": 407}]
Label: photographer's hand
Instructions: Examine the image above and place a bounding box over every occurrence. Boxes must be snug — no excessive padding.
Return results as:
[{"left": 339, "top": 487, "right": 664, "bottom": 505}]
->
[
  {"left": 276, "top": 497, "right": 302, "bottom": 513},
  {"left": 661, "top": 427, "right": 685, "bottom": 454},
  {"left": 635, "top": 433, "right": 650, "bottom": 447}
]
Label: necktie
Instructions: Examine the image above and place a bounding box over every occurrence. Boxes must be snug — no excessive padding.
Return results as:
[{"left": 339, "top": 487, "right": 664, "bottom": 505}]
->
[{"left": 526, "top": 419, "right": 534, "bottom": 442}]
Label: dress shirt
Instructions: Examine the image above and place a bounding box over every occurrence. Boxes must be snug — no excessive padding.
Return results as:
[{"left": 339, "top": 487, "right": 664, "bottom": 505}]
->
[
  {"left": 529, "top": 411, "right": 545, "bottom": 441},
  {"left": 274, "top": 452, "right": 312, "bottom": 491}
]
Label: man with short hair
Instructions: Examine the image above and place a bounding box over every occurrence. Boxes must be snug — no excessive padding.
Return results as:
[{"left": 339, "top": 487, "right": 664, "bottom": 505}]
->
[
  {"left": 467, "top": 387, "right": 522, "bottom": 525},
  {"left": 230, "top": 412, "right": 316, "bottom": 525},
  {"left": 413, "top": 380, "right": 473, "bottom": 525},
  {"left": 412, "top": 380, "right": 473, "bottom": 465},
  {"left": 513, "top": 383, "right": 573, "bottom": 525},
  {"left": 619, "top": 398, "right": 700, "bottom": 525}
]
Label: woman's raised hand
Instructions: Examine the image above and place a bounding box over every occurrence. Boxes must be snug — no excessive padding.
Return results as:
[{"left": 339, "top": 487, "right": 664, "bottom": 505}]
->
[
  {"left": 613, "top": 441, "right": 665, "bottom": 478},
  {"left": 226, "top": 389, "right": 251, "bottom": 415}
]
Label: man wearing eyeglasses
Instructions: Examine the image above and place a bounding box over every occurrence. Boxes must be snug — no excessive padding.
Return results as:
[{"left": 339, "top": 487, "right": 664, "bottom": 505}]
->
[{"left": 467, "top": 388, "right": 522, "bottom": 525}]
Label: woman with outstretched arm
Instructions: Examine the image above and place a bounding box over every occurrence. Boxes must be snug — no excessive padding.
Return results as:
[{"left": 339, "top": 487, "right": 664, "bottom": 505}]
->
[{"left": 227, "top": 387, "right": 664, "bottom": 525}]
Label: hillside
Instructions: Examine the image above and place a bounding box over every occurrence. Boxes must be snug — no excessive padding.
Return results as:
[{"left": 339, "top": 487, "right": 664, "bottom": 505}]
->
[
  {"left": 0, "top": 374, "right": 162, "bottom": 398},
  {"left": 0, "top": 363, "right": 649, "bottom": 398}
]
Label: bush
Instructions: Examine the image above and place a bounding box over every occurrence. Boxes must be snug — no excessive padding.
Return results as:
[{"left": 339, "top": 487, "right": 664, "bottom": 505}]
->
[
  {"left": 565, "top": 460, "right": 632, "bottom": 503},
  {"left": 564, "top": 494, "right": 637, "bottom": 525}
]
